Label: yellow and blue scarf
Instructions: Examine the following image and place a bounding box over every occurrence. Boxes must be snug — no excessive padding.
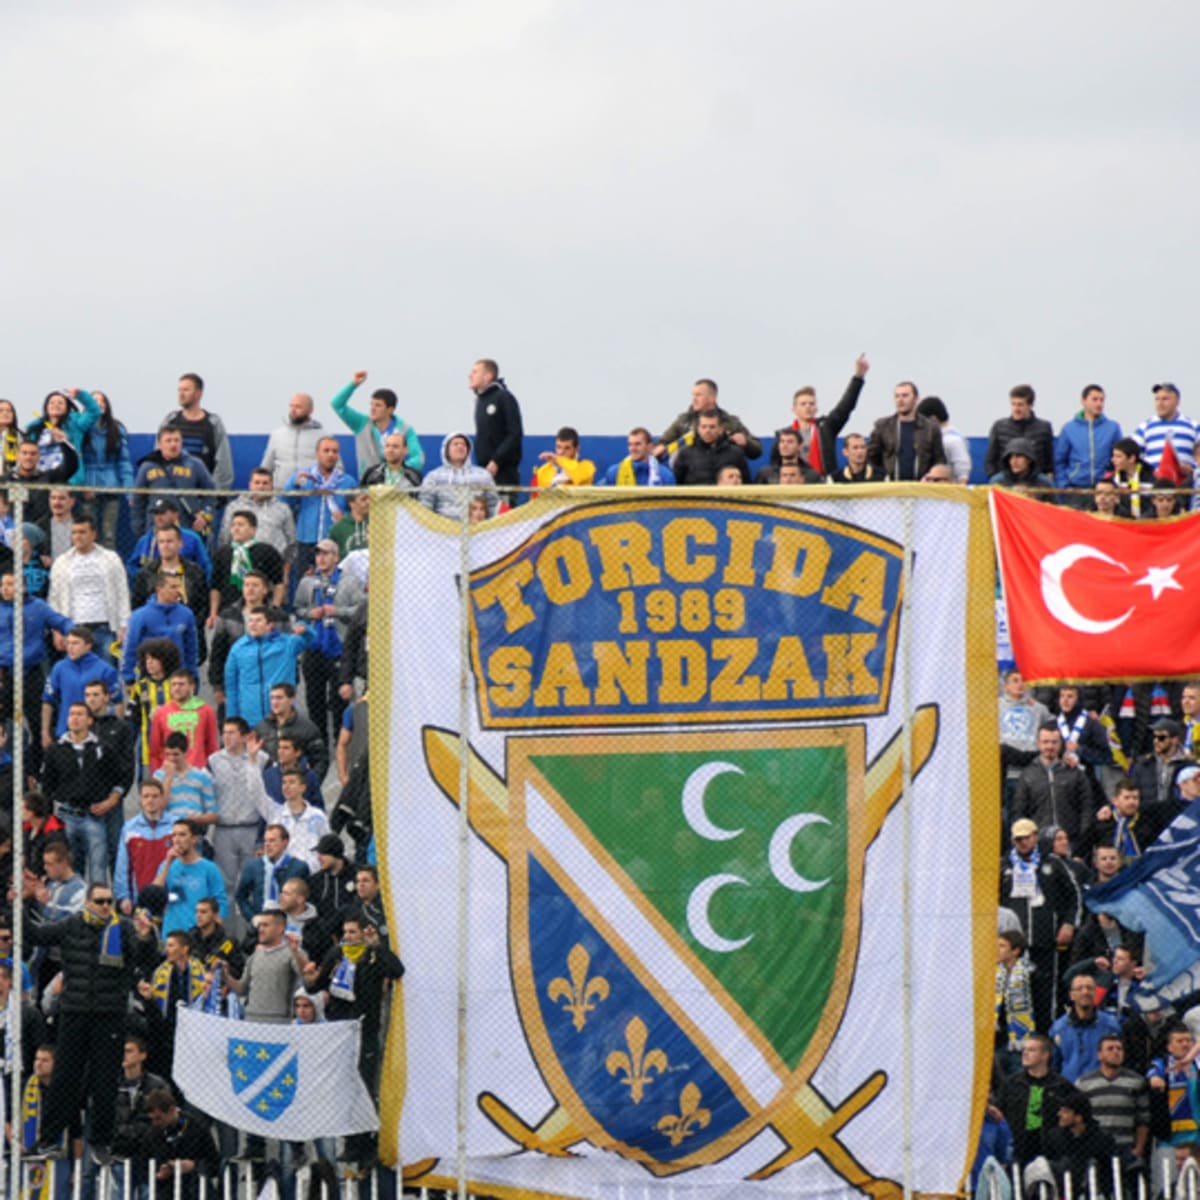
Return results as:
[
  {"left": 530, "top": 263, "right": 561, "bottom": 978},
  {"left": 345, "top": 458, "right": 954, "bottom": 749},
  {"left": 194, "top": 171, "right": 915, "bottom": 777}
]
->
[
  {"left": 150, "top": 957, "right": 206, "bottom": 1016},
  {"left": 83, "top": 907, "right": 124, "bottom": 968}
]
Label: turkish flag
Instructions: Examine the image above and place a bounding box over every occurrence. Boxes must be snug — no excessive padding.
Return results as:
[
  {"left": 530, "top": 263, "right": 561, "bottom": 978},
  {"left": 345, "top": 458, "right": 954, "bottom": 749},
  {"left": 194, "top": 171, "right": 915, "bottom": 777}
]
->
[
  {"left": 991, "top": 489, "right": 1200, "bottom": 683},
  {"left": 1157, "top": 437, "right": 1187, "bottom": 486}
]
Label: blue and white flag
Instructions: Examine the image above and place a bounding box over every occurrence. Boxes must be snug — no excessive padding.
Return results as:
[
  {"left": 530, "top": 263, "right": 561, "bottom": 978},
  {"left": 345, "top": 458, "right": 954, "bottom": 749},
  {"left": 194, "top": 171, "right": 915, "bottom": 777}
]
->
[
  {"left": 1088, "top": 799, "right": 1200, "bottom": 1002},
  {"left": 174, "top": 1007, "right": 378, "bottom": 1139}
]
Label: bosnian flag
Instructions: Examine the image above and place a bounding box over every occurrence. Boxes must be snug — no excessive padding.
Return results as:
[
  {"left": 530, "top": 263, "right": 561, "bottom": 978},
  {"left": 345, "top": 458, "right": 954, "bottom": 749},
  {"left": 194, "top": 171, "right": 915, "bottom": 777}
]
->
[
  {"left": 174, "top": 1008, "right": 378, "bottom": 1139},
  {"left": 991, "top": 489, "right": 1200, "bottom": 683}
]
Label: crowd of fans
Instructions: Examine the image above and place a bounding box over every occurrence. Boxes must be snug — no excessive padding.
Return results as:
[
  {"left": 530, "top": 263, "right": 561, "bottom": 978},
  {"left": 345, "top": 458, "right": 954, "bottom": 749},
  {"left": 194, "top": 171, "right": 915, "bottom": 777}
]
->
[{"left": 0, "top": 358, "right": 1196, "bottom": 1198}]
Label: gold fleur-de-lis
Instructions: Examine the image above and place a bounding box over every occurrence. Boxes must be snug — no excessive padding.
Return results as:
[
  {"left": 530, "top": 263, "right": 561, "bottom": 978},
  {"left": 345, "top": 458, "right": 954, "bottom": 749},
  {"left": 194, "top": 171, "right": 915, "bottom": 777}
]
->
[
  {"left": 656, "top": 1082, "right": 711, "bottom": 1147},
  {"left": 605, "top": 1016, "right": 668, "bottom": 1104},
  {"left": 547, "top": 943, "right": 610, "bottom": 1032}
]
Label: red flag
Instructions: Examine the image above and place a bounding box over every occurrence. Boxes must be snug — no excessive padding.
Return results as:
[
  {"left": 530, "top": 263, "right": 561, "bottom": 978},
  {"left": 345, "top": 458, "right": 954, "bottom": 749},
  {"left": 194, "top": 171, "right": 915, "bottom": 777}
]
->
[
  {"left": 991, "top": 489, "right": 1200, "bottom": 683},
  {"left": 1156, "top": 437, "right": 1186, "bottom": 486}
]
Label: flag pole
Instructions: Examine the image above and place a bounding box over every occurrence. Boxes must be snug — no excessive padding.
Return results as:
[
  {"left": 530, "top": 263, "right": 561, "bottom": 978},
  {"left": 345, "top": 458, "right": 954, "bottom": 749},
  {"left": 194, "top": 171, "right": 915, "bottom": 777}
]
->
[
  {"left": 455, "top": 495, "right": 473, "bottom": 1200},
  {"left": 899, "top": 495, "right": 915, "bottom": 1200}
]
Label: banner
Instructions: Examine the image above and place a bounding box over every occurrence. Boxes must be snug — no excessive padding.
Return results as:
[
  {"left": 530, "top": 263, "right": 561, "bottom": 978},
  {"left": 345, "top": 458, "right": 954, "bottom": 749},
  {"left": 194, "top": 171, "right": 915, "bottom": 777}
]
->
[
  {"left": 991, "top": 488, "right": 1200, "bottom": 684},
  {"left": 372, "top": 486, "right": 998, "bottom": 1199},
  {"left": 1088, "top": 798, "right": 1200, "bottom": 1003},
  {"left": 173, "top": 1007, "right": 378, "bottom": 1139}
]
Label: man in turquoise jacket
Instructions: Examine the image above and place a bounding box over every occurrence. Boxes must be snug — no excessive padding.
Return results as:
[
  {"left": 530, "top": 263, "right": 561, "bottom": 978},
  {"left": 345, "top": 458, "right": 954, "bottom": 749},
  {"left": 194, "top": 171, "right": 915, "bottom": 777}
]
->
[
  {"left": 329, "top": 369, "right": 423, "bottom": 477},
  {"left": 224, "top": 608, "right": 313, "bottom": 728}
]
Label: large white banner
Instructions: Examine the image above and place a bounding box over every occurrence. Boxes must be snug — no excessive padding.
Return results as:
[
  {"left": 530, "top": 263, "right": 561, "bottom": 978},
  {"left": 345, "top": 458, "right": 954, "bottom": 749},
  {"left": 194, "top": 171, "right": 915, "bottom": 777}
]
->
[{"left": 371, "top": 487, "right": 998, "bottom": 1199}]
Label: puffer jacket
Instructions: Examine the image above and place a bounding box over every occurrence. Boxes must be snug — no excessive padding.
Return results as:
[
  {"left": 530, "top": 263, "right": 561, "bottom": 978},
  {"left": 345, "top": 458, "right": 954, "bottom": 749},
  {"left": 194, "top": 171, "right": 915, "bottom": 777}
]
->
[{"left": 25, "top": 909, "right": 157, "bottom": 1013}]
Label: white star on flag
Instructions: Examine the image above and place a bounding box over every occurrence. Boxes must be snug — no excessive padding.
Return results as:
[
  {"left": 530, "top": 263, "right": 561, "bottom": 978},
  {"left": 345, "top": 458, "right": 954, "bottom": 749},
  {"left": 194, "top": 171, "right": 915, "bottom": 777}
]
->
[{"left": 1134, "top": 564, "right": 1183, "bottom": 601}]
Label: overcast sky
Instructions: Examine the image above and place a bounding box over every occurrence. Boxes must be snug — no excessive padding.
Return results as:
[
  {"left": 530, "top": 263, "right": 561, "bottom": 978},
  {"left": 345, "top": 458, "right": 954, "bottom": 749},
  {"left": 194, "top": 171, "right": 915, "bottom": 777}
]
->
[{"left": 4, "top": 1, "right": 1198, "bottom": 441}]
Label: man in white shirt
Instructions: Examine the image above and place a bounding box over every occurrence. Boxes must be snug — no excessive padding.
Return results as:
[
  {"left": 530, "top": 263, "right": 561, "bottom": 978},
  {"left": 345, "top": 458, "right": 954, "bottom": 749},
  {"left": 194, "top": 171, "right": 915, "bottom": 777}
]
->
[{"left": 47, "top": 514, "right": 130, "bottom": 666}]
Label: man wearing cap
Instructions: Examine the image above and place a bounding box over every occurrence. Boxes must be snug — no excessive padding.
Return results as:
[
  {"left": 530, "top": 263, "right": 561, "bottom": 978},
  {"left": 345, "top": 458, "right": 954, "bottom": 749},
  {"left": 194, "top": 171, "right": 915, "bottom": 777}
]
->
[
  {"left": 126, "top": 497, "right": 211, "bottom": 585},
  {"left": 1001, "top": 818, "right": 1083, "bottom": 1031},
  {"left": 1133, "top": 383, "right": 1199, "bottom": 474},
  {"left": 307, "top": 833, "right": 360, "bottom": 948},
  {"left": 294, "top": 540, "right": 364, "bottom": 748},
  {"left": 1128, "top": 717, "right": 1194, "bottom": 808}
]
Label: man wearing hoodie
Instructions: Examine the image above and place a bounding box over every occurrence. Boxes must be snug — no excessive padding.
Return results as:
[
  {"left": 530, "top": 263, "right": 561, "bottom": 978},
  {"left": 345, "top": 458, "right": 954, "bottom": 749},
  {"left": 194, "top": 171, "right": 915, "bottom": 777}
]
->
[
  {"left": 122, "top": 575, "right": 199, "bottom": 686},
  {"left": 1054, "top": 385, "right": 1122, "bottom": 506},
  {"left": 988, "top": 437, "right": 1055, "bottom": 496},
  {"left": 330, "top": 369, "right": 424, "bottom": 476},
  {"left": 470, "top": 359, "right": 524, "bottom": 496},
  {"left": 224, "top": 607, "right": 314, "bottom": 728},
  {"left": 985, "top": 385, "right": 1056, "bottom": 478},
  {"left": 419, "top": 432, "right": 498, "bottom": 521},
  {"left": 261, "top": 393, "right": 332, "bottom": 490}
]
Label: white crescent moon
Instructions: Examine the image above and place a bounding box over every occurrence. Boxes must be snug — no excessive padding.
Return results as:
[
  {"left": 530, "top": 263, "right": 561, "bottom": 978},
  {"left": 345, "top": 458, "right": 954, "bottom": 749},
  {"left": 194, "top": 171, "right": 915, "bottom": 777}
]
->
[
  {"left": 681, "top": 762, "right": 744, "bottom": 842},
  {"left": 768, "top": 814, "right": 832, "bottom": 894},
  {"left": 1039, "top": 544, "right": 1133, "bottom": 635},
  {"left": 686, "top": 874, "right": 752, "bottom": 953}
]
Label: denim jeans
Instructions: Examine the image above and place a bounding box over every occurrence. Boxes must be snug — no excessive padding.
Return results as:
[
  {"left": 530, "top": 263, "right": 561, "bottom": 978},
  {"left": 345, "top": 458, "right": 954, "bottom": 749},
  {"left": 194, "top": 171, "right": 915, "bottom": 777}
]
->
[{"left": 61, "top": 809, "right": 110, "bottom": 883}]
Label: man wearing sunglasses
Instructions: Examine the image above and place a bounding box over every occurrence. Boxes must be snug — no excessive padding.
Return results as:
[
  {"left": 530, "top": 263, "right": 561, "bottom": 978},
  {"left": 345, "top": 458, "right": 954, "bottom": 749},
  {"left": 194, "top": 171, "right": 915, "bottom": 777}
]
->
[
  {"left": 23, "top": 881, "right": 158, "bottom": 1165},
  {"left": 1128, "top": 717, "right": 1195, "bottom": 809}
]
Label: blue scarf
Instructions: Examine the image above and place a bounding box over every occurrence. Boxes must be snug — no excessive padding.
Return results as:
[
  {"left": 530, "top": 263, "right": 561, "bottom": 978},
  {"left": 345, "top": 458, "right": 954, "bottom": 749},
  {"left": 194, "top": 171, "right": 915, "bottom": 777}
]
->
[{"left": 1114, "top": 814, "right": 1140, "bottom": 859}]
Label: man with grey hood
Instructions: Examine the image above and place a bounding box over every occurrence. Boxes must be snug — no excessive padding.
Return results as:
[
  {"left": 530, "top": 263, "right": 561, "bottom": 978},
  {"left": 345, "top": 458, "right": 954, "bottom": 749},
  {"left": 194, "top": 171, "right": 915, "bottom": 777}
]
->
[{"left": 419, "top": 432, "right": 497, "bottom": 521}]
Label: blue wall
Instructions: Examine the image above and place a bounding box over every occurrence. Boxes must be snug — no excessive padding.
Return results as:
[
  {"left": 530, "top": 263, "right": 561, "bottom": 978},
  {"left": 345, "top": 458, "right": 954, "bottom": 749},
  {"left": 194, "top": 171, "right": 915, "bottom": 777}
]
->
[{"left": 127, "top": 433, "right": 995, "bottom": 490}]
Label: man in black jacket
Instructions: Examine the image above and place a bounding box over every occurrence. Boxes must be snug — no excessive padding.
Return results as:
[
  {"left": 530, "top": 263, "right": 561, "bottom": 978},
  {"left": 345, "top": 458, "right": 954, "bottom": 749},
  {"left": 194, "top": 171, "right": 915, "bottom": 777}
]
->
[
  {"left": 42, "top": 701, "right": 122, "bottom": 883},
  {"left": 674, "top": 412, "right": 750, "bottom": 485},
  {"left": 999, "top": 1033, "right": 1072, "bottom": 1166},
  {"left": 24, "top": 880, "right": 157, "bottom": 1160},
  {"left": 789, "top": 354, "right": 869, "bottom": 479},
  {"left": 866, "top": 382, "right": 946, "bottom": 481},
  {"left": 985, "top": 384, "right": 1056, "bottom": 478},
  {"left": 1012, "top": 723, "right": 1095, "bottom": 857},
  {"left": 304, "top": 915, "right": 404, "bottom": 1164},
  {"left": 1001, "top": 818, "right": 1082, "bottom": 1031},
  {"left": 112, "top": 1034, "right": 170, "bottom": 1195},
  {"left": 84, "top": 679, "right": 136, "bottom": 879},
  {"left": 143, "top": 1088, "right": 218, "bottom": 1200},
  {"left": 469, "top": 358, "right": 524, "bottom": 497}
]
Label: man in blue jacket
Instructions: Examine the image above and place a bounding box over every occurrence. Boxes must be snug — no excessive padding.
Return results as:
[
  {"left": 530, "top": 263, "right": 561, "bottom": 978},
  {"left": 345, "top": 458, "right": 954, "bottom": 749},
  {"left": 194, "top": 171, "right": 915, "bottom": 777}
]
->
[
  {"left": 224, "top": 607, "right": 313, "bottom": 728},
  {"left": 1054, "top": 385, "right": 1122, "bottom": 507},
  {"left": 0, "top": 570, "right": 72, "bottom": 726},
  {"left": 284, "top": 437, "right": 357, "bottom": 591},
  {"left": 1049, "top": 973, "right": 1122, "bottom": 1082},
  {"left": 41, "top": 626, "right": 122, "bottom": 745},
  {"left": 121, "top": 574, "right": 199, "bottom": 686}
]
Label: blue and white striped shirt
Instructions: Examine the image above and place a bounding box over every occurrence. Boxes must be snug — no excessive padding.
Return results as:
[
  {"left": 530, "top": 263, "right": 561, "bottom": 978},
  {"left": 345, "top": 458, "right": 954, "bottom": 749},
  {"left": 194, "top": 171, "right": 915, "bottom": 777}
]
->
[{"left": 1133, "top": 413, "right": 1199, "bottom": 471}]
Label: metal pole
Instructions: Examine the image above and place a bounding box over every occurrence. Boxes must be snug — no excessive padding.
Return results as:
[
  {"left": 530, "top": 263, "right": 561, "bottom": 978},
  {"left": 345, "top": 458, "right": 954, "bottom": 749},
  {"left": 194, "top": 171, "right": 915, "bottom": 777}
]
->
[
  {"left": 124, "top": 1156, "right": 132, "bottom": 1200},
  {"left": 1088, "top": 1160, "right": 1098, "bottom": 1200},
  {"left": 172, "top": 1158, "right": 182, "bottom": 1200},
  {"left": 1113, "top": 1155, "right": 1123, "bottom": 1200},
  {"left": 149, "top": 1157, "right": 158, "bottom": 1200},
  {"left": 1012, "top": 1161, "right": 1023, "bottom": 1200},
  {"left": 1064, "top": 1164, "right": 1073, "bottom": 1200},
  {"left": 222, "top": 1162, "right": 231, "bottom": 1200},
  {"left": 455, "top": 496, "right": 472, "bottom": 1200},
  {"left": 9, "top": 485, "right": 24, "bottom": 1200},
  {"left": 73, "top": 1153, "right": 83, "bottom": 1200},
  {"left": 899, "top": 496, "right": 915, "bottom": 1200}
]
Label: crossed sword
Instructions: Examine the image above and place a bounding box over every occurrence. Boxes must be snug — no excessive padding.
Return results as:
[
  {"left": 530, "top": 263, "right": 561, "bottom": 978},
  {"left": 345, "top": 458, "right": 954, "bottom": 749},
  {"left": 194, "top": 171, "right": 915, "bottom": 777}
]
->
[{"left": 421, "top": 704, "right": 938, "bottom": 1199}]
